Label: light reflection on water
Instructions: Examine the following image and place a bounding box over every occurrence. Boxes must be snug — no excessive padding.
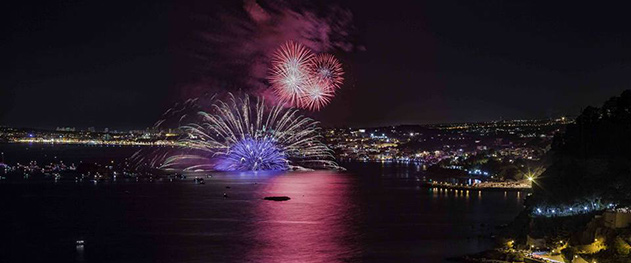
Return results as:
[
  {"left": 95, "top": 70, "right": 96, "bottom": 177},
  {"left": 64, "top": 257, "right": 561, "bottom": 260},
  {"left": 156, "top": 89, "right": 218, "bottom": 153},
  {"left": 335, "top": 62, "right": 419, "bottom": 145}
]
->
[
  {"left": 0, "top": 161, "right": 526, "bottom": 263},
  {"left": 246, "top": 171, "right": 359, "bottom": 262}
]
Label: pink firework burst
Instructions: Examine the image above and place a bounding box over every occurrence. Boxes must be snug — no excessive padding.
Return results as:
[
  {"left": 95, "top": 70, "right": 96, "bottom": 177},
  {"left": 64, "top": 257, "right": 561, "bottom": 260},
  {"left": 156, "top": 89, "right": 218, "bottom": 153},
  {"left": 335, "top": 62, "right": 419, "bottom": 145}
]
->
[
  {"left": 299, "top": 78, "right": 335, "bottom": 111},
  {"left": 309, "top": 53, "right": 344, "bottom": 89},
  {"left": 268, "top": 41, "right": 314, "bottom": 106}
]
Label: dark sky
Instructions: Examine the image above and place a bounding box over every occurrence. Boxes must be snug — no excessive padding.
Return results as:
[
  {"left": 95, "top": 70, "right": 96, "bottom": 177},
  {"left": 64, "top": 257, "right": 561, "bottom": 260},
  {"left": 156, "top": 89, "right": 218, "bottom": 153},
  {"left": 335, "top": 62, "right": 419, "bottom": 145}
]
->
[{"left": 3, "top": 0, "right": 631, "bottom": 129}]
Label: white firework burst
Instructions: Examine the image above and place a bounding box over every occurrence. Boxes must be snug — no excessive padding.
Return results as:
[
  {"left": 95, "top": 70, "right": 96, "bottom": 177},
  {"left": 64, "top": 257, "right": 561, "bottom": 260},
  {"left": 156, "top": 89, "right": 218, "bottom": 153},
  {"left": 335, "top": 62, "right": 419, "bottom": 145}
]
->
[
  {"left": 268, "top": 41, "right": 314, "bottom": 107},
  {"left": 163, "top": 94, "right": 338, "bottom": 171}
]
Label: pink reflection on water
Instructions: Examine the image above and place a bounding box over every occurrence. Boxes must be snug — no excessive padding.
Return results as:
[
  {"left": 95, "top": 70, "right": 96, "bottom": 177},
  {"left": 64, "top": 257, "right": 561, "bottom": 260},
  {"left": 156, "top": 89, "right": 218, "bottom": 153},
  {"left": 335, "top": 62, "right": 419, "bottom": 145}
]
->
[{"left": 245, "top": 171, "right": 359, "bottom": 262}]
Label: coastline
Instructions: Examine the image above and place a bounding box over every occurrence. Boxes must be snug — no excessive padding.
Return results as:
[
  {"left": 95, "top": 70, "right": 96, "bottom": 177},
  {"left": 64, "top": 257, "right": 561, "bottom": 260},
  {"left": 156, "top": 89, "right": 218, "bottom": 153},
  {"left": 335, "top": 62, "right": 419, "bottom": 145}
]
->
[{"left": 422, "top": 181, "right": 532, "bottom": 192}]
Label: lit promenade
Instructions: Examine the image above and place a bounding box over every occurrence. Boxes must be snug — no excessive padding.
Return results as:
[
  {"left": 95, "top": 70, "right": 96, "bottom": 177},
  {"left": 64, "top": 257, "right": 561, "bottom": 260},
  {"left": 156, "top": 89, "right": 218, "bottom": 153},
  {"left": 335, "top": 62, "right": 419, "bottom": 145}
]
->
[{"left": 425, "top": 181, "right": 531, "bottom": 191}]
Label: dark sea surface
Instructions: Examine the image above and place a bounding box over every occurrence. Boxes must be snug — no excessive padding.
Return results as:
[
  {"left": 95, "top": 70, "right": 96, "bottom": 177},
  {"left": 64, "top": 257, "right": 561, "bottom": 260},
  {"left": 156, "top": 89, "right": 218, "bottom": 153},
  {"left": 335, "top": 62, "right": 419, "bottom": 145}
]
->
[{"left": 0, "top": 144, "right": 525, "bottom": 262}]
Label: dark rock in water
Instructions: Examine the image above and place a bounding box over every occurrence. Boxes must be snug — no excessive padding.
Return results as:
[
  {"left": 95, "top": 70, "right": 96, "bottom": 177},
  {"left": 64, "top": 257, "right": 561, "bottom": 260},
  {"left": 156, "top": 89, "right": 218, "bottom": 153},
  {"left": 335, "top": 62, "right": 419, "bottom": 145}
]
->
[
  {"left": 194, "top": 178, "right": 205, "bottom": 184},
  {"left": 225, "top": 186, "right": 231, "bottom": 189},
  {"left": 263, "top": 196, "right": 290, "bottom": 201}
]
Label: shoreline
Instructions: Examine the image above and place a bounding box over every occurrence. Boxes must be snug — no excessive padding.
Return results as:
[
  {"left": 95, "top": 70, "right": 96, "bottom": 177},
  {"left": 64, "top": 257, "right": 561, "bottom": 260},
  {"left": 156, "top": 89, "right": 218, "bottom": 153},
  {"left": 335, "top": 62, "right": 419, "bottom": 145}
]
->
[{"left": 422, "top": 182, "right": 532, "bottom": 192}]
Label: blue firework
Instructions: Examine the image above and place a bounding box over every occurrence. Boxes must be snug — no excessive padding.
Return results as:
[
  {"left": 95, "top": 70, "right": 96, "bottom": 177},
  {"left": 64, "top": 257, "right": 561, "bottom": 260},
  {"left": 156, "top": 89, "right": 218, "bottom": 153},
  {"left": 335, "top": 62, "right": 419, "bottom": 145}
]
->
[{"left": 215, "top": 137, "right": 288, "bottom": 171}]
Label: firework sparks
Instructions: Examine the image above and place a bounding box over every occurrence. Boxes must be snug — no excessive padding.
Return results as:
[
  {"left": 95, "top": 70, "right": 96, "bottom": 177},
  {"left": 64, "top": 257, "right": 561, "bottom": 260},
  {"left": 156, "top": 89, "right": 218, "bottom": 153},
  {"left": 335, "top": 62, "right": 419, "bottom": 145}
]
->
[
  {"left": 163, "top": 94, "right": 338, "bottom": 171},
  {"left": 310, "top": 53, "right": 344, "bottom": 89},
  {"left": 214, "top": 137, "right": 287, "bottom": 171},
  {"left": 130, "top": 97, "right": 214, "bottom": 170},
  {"left": 269, "top": 41, "right": 314, "bottom": 107},
  {"left": 268, "top": 41, "right": 345, "bottom": 111},
  {"left": 300, "top": 78, "right": 335, "bottom": 111}
]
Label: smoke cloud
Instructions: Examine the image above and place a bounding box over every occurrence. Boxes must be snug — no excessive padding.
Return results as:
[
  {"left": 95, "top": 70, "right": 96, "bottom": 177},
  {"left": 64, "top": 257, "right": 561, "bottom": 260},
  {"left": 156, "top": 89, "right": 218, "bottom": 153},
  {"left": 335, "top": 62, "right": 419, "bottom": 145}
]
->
[{"left": 179, "top": 0, "right": 356, "bottom": 99}]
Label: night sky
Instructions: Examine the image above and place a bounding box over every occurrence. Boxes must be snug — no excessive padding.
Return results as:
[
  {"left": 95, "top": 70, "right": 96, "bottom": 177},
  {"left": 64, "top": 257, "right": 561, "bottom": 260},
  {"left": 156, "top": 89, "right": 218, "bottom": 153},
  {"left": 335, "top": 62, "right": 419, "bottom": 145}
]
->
[{"left": 3, "top": 0, "right": 631, "bottom": 129}]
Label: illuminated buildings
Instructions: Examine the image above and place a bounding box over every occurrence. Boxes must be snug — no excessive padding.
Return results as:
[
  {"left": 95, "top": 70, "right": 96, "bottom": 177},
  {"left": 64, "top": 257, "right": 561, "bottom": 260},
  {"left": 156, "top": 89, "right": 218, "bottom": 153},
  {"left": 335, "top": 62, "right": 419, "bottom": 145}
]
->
[
  {"left": 1, "top": 117, "right": 569, "bottom": 177},
  {"left": 0, "top": 126, "right": 182, "bottom": 147},
  {"left": 323, "top": 118, "right": 568, "bottom": 167}
]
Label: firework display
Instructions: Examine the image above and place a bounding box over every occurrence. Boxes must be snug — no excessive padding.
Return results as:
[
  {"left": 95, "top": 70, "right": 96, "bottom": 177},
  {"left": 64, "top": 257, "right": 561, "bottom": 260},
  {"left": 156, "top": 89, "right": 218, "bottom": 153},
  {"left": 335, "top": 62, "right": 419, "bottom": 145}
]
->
[
  {"left": 268, "top": 41, "right": 344, "bottom": 111},
  {"left": 301, "top": 78, "right": 335, "bottom": 111},
  {"left": 134, "top": 41, "right": 346, "bottom": 172},
  {"left": 129, "top": 96, "right": 215, "bottom": 170},
  {"left": 163, "top": 94, "right": 338, "bottom": 171},
  {"left": 309, "top": 53, "right": 344, "bottom": 89},
  {"left": 214, "top": 137, "right": 287, "bottom": 171},
  {"left": 269, "top": 41, "right": 315, "bottom": 107}
]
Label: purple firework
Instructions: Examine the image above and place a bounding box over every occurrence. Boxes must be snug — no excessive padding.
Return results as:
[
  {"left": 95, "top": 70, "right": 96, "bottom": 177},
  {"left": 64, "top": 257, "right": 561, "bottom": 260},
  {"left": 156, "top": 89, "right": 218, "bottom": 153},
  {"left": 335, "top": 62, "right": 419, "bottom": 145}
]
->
[{"left": 214, "top": 137, "right": 288, "bottom": 171}]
